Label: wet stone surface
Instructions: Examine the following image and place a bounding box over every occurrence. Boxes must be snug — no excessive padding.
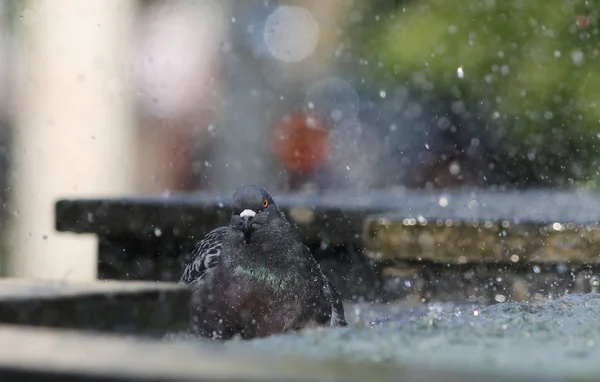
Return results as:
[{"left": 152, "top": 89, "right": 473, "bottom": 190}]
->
[
  {"left": 226, "top": 293, "right": 600, "bottom": 380},
  {"left": 158, "top": 294, "right": 600, "bottom": 382},
  {"left": 0, "top": 293, "right": 597, "bottom": 381},
  {"left": 0, "top": 323, "right": 570, "bottom": 382},
  {"left": 0, "top": 279, "right": 189, "bottom": 336}
]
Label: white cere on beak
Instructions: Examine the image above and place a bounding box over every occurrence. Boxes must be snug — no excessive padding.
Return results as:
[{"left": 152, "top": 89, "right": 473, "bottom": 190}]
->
[{"left": 240, "top": 209, "right": 256, "bottom": 218}]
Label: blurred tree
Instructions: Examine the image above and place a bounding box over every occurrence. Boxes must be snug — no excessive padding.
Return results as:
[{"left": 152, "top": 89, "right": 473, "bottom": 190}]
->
[{"left": 352, "top": 0, "right": 600, "bottom": 188}]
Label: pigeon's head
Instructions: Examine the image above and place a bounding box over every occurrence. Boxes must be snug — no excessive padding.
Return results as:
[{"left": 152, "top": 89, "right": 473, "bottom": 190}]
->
[{"left": 230, "top": 184, "right": 281, "bottom": 243}]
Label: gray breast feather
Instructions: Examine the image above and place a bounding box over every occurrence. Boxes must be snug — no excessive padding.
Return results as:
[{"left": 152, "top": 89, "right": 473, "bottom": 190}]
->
[{"left": 180, "top": 226, "right": 228, "bottom": 285}]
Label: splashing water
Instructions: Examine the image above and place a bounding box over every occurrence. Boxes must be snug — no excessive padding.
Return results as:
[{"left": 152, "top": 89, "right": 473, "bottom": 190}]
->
[{"left": 227, "top": 294, "right": 600, "bottom": 378}]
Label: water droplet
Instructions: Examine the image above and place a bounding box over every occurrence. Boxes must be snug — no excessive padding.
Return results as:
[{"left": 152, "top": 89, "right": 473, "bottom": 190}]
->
[
  {"left": 449, "top": 162, "right": 461, "bottom": 175},
  {"left": 320, "top": 240, "right": 329, "bottom": 250},
  {"left": 571, "top": 50, "right": 584, "bottom": 65},
  {"left": 590, "top": 276, "right": 600, "bottom": 293},
  {"left": 456, "top": 66, "right": 464, "bottom": 79},
  {"left": 305, "top": 77, "right": 359, "bottom": 124},
  {"left": 154, "top": 228, "right": 162, "bottom": 237},
  {"left": 330, "top": 109, "right": 343, "bottom": 122},
  {"left": 557, "top": 263, "right": 568, "bottom": 274},
  {"left": 379, "top": 90, "right": 387, "bottom": 98},
  {"left": 468, "top": 200, "right": 479, "bottom": 210},
  {"left": 263, "top": 6, "right": 320, "bottom": 62}
]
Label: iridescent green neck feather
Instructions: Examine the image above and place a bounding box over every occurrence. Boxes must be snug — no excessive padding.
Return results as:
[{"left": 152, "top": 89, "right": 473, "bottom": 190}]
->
[{"left": 233, "top": 264, "right": 294, "bottom": 291}]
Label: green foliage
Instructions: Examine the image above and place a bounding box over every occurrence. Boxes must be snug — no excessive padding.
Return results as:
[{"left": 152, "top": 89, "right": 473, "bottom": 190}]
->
[{"left": 357, "top": 0, "right": 600, "bottom": 186}]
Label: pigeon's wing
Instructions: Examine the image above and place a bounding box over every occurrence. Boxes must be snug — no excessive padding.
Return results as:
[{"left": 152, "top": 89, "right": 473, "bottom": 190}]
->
[
  {"left": 300, "top": 240, "right": 348, "bottom": 327},
  {"left": 180, "top": 226, "right": 228, "bottom": 285},
  {"left": 322, "top": 277, "right": 348, "bottom": 327}
]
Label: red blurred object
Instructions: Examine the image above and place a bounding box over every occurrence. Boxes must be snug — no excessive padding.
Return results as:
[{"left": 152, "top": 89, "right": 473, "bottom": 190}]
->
[
  {"left": 577, "top": 15, "right": 590, "bottom": 27},
  {"left": 271, "top": 113, "right": 329, "bottom": 173}
]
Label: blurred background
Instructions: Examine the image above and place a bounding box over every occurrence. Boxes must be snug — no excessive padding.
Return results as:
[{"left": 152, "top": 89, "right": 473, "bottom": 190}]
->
[{"left": 0, "top": 0, "right": 598, "bottom": 280}]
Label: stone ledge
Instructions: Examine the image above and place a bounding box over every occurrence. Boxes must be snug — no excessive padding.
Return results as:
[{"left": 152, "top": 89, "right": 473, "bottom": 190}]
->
[
  {"left": 0, "top": 278, "right": 189, "bottom": 335},
  {"left": 56, "top": 189, "right": 600, "bottom": 247},
  {"left": 378, "top": 263, "right": 600, "bottom": 304},
  {"left": 364, "top": 216, "right": 600, "bottom": 264},
  {"left": 0, "top": 325, "right": 578, "bottom": 382}
]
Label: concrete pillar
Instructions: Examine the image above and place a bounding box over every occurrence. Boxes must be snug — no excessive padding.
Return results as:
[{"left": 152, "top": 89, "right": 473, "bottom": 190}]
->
[{"left": 7, "top": 0, "right": 138, "bottom": 280}]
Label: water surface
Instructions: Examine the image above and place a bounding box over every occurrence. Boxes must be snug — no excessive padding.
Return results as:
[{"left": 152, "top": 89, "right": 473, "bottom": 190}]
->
[{"left": 226, "top": 294, "right": 600, "bottom": 379}]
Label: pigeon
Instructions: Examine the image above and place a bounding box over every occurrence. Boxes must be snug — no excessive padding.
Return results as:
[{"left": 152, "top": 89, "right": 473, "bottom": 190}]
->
[{"left": 179, "top": 184, "right": 347, "bottom": 340}]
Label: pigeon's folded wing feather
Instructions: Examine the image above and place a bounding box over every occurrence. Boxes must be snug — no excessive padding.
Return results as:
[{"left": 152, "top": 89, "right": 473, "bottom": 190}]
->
[
  {"left": 322, "top": 276, "right": 348, "bottom": 327},
  {"left": 180, "top": 226, "right": 228, "bottom": 285},
  {"left": 303, "top": 243, "right": 348, "bottom": 327}
]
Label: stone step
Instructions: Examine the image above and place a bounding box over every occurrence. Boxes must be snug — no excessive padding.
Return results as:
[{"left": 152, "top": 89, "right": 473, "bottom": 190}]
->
[
  {"left": 0, "top": 278, "right": 188, "bottom": 336},
  {"left": 56, "top": 189, "right": 600, "bottom": 249},
  {"left": 378, "top": 263, "right": 600, "bottom": 304},
  {"left": 0, "top": 325, "right": 579, "bottom": 382},
  {"left": 55, "top": 191, "right": 401, "bottom": 246},
  {"left": 54, "top": 190, "right": 600, "bottom": 300},
  {"left": 364, "top": 215, "right": 600, "bottom": 264},
  {"left": 361, "top": 191, "right": 600, "bottom": 302},
  {"left": 363, "top": 190, "right": 600, "bottom": 264}
]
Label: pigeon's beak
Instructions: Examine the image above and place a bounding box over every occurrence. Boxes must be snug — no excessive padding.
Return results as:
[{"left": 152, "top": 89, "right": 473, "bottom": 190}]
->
[
  {"left": 242, "top": 217, "right": 253, "bottom": 232},
  {"left": 240, "top": 209, "right": 256, "bottom": 238}
]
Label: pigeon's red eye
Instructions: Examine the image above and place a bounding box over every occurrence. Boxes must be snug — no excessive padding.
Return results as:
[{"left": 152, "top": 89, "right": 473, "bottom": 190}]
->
[{"left": 263, "top": 199, "right": 269, "bottom": 208}]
